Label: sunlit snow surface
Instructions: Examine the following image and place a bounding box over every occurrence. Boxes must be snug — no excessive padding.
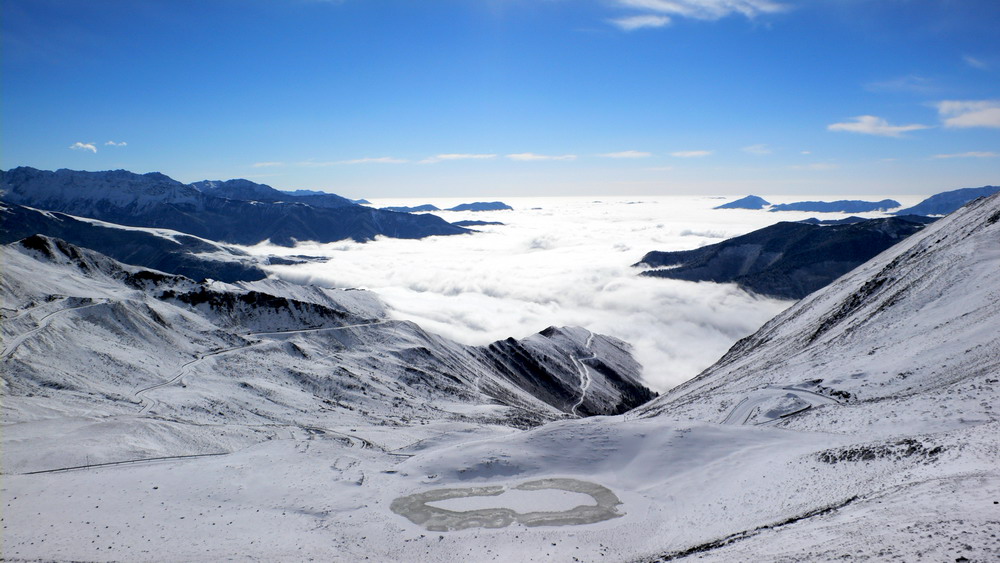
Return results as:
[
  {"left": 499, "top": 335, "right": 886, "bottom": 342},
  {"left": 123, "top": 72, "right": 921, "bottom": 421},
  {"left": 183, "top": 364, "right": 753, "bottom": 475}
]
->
[
  {"left": 6, "top": 192, "right": 997, "bottom": 563},
  {"left": 250, "top": 195, "right": 923, "bottom": 391}
]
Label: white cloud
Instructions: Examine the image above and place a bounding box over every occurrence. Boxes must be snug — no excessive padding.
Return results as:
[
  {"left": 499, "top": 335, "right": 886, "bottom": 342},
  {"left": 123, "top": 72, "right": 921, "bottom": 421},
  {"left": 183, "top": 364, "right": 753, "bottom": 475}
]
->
[
  {"left": 253, "top": 161, "right": 286, "bottom": 168},
  {"left": 616, "top": 0, "right": 788, "bottom": 21},
  {"left": 420, "top": 153, "right": 497, "bottom": 164},
  {"left": 741, "top": 144, "right": 772, "bottom": 155},
  {"left": 670, "top": 150, "right": 712, "bottom": 158},
  {"left": 932, "top": 151, "right": 999, "bottom": 159},
  {"left": 963, "top": 55, "right": 988, "bottom": 70},
  {"left": 506, "top": 153, "right": 578, "bottom": 161},
  {"left": 827, "top": 115, "right": 930, "bottom": 137},
  {"left": 69, "top": 142, "right": 97, "bottom": 153},
  {"left": 936, "top": 100, "right": 1000, "bottom": 129},
  {"left": 104, "top": 140, "right": 127, "bottom": 147},
  {"left": 800, "top": 150, "right": 811, "bottom": 155},
  {"left": 249, "top": 197, "right": 791, "bottom": 391},
  {"left": 597, "top": 150, "right": 653, "bottom": 158},
  {"left": 610, "top": 14, "right": 671, "bottom": 30}
]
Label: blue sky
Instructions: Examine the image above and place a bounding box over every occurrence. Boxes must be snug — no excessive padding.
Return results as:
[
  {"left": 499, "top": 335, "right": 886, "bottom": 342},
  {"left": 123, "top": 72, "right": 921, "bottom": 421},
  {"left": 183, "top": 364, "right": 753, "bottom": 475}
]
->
[{"left": 3, "top": 0, "right": 998, "bottom": 197}]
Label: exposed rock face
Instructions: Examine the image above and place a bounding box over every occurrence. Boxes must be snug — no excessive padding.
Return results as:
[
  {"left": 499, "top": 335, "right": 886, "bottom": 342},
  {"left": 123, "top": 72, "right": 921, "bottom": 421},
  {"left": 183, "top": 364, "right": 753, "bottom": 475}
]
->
[
  {"left": 1, "top": 167, "right": 469, "bottom": 246},
  {"left": 636, "top": 216, "right": 930, "bottom": 299}
]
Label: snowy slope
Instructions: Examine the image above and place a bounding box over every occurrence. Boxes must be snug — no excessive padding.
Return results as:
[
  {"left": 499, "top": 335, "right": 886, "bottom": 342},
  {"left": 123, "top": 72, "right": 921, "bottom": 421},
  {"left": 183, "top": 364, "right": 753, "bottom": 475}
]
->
[
  {"left": 0, "top": 201, "right": 270, "bottom": 282},
  {"left": 639, "top": 191, "right": 1000, "bottom": 436},
  {"left": 3, "top": 195, "right": 999, "bottom": 562},
  {"left": 1, "top": 236, "right": 651, "bottom": 470}
]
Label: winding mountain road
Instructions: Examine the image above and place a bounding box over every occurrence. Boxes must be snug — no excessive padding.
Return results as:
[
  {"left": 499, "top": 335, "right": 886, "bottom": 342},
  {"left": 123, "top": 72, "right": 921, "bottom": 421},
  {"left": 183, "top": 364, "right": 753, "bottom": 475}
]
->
[
  {"left": 134, "top": 318, "right": 391, "bottom": 415},
  {"left": 570, "top": 330, "right": 597, "bottom": 417},
  {"left": 1, "top": 299, "right": 107, "bottom": 361},
  {"left": 720, "top": 386, "right": 841, "bottom": 425}
]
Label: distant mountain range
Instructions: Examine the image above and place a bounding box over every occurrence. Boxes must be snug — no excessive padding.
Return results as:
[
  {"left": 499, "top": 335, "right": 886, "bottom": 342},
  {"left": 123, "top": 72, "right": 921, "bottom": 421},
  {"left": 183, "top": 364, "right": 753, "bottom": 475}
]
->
[
  {"left": 715, "top": 186, "right": 1000, "bottom": 216},
  {"left": 380, "top": 201, "right": 513, "bottom": 213},
  {"left": 447, "top": 201, "right": 513, "bottom": 212},
  {"left": 714, "top": 195, "right": 770, "bottom": 209},
  {"left": 1, "top": 167, "right": 468, "bottom": 246},
  {"left": 191, "top": 179, "right": 355, "bottom": 209},
  {"left": 893, "top": 185, "right": 1000, "bottom": 216},
  {"left": 381, "top": 204, "right": 441, "bottom": 213},
  {"left": 637, "top": 216, "right": 932, "bottom": 299},
  {"left": 769, "top": 199, "right": 901, "bottom": 213}
]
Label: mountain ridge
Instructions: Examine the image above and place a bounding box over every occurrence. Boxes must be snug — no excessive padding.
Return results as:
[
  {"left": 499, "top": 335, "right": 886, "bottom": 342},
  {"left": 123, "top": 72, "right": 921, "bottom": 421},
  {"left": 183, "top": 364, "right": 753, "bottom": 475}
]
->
[{"left": 1, "top": 167, "right": 469, "bottom": 246}]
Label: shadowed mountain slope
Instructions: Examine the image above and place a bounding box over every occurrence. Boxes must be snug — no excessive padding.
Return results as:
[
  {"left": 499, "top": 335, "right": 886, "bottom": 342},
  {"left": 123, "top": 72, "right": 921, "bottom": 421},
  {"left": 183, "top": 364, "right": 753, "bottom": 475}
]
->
[{"left": 636, "top": 216, "right": 930, "bottom": 299}]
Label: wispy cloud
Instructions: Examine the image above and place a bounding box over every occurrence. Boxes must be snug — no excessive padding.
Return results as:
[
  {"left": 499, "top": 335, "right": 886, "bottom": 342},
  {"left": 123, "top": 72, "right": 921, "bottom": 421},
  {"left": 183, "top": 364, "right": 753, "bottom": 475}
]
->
[
  {"left": 865, "top": 75, "right": 937, "bottom": 95},
  {"left": 69, "top": 142, "right": 97, "bottom": 153},
  {"left": 420, "top": 153, "right": 497, "bottom": 164},
  {"left": 789, "top": 162, "right": 838, "bottom": 171},
  {"left": 597, "top": 150, "right": 652, "bottom": 158},
  {"left": 932, "top": 151, "right": 998, "bottom": 159},
  {"left": 610, "top": 14, "right": 671, "bottom": 30},
  {"left": 741, "top": 144, "right": 772, "bottom": 155},
  {"left": 936, "top": 100, "right": 1000, "bottom": 129},
  {"left": 827, "top": 115, "right": 930, "bottom": 137},
  {"left": 670, "top": 150, "right": 712, "bottom": 158},
  {"left": 615, "top": 0, "right": 788, "bottom": 22},
  {"left": 104, "top": 140, "right": 127, "bottom": 147},
  {"left": 339, "top": 156, "right": 408, "bottom": 164},
  {"left": 253, "top": 161, "right": 285, "bottom": 168},
  {"left": 506, "top": 153, "right": 578, "bottom": 161},
  {"left": 963, "top": 55, "right": 988, "bottom": 70}
]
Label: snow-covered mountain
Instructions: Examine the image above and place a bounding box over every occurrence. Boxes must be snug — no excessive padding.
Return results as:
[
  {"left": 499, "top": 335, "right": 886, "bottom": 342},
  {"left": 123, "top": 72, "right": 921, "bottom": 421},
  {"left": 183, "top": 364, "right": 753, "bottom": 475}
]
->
[
  {"left": 0, "top": 201, "right": 270, "bottom": 282},
  {"left": 1, "top": 167, "right": 468, "bottom": 245},
  {"left": 1, "top": 235, "right": 652, "bottom": 469},
  {"left": 2, "top": 194, "right": 997, "bottom": 562}
]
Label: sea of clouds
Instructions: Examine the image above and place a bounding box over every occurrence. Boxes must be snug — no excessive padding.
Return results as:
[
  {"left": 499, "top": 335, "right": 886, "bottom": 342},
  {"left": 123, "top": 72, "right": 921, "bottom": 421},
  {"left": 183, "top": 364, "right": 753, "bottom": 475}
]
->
[{"left": 247, "top": 195, "right": 919, "bottom": 392}]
